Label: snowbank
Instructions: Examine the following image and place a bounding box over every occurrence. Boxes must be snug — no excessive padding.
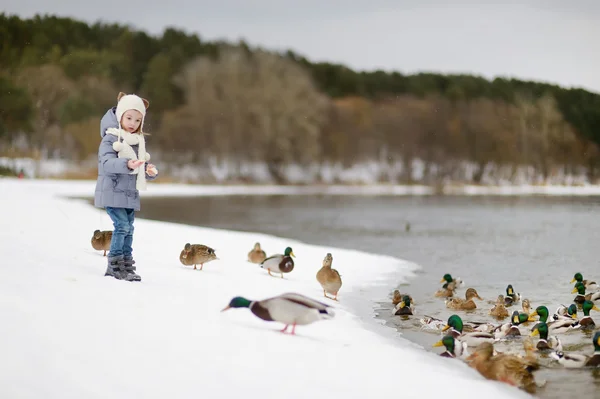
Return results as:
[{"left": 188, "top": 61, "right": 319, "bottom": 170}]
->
[{"left": 0, "top": 178, "right": 532, "bottom": 398}]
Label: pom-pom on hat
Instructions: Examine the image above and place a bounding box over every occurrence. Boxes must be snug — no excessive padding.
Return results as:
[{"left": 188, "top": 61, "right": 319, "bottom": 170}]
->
[{"left": 115, "top": 92, "right": 150, "bottom": 132}]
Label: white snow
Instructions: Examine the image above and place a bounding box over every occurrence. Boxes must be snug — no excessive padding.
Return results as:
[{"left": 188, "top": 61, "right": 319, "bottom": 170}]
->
[{"left": 0, "top": 178, "right": 534, "bottom": 399}]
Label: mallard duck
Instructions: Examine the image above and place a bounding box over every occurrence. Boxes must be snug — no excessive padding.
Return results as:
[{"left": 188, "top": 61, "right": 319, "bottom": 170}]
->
[
  {"left": 579, "top": 300, "right": 600, "bottom": 329},
  {"left": 572, "top": 282, "right": 600, "bottom": 304},
  {"left": 442, "top": 315, "right": 495, "bottom": 347},
  {"left": 316, "top": 253, "right": 342, "bottom": 301},
  {"left": 551, "top": 331, "right": 600, "bottom": 368},
  {"left": 530, "top": 322, "right": 563, "bottom": 352},
  {"left": 392, "top": 290, "right": 414, "bottom": 306},
  {"left": 493, "top": 311, "right": 523, "bottom": 339},
  {"left": 489, "top": 295, "right": 509, "bottom": 319},
  {"left": 221, "top": 292, "right": 334, "bottom": 335},
  {"left": 260, "top": 246, "right": 294, "bottom": 278},
  {"left": 91, "top": 229, "right": 112, "bottom": 256},
  {"left": 247, "top": 242, "right": 267, "bottom": 264},
  {"left": 394, "top": 295, "right": 414, "bottom": 316},
  {"left": 467, "top": 342, "right": 539, "bottom": 394},
  {"left": 503, "top": 284, "right": 521, "bottom": 306},
  {"left": 521, "top": 299, "right": 531, "bottom": 314},
  {"left": 179, "top": 243, "right": 218, "bottom": 270},
  {"left": 445, "top": 288, "right": 482, "bottom": 310},
  {"left": 529, "top": 305, "right": 579, "bottom": 334},
  {"left": 435, "top": 282, "right": 456, "bottom": 298},
  {"left": 420, "top": 315, "right": 446, "bottom": 331},
  {"left": 433, "top": 335, "right": 469, "bottom": 359},
  {"left": 553, "top": 304, "right": 578, "bottom": 321},
  {"left": 571, "top": 272, "right": 599, "bottom": 292},
  {"left": 440, "top": 274, "right": 464, "bottom": 287}
]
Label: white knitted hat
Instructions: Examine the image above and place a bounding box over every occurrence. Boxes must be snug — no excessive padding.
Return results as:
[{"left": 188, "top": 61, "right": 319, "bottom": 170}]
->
[{"left": 115, "top": 92, "right": 149, "bottom": 132}]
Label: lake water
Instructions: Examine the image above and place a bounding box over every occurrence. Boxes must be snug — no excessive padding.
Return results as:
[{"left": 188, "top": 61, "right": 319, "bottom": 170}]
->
[{"left": 133, "top": 194, "right": 600, "bottom": 398}]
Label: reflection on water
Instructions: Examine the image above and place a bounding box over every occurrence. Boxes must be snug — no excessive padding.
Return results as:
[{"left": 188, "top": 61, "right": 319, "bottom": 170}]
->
[{"left": 134, "top": 194, "right": 600, "bottom": 398}]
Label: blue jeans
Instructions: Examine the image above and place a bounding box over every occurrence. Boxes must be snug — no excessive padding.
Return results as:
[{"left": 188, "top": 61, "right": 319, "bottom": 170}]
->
[{"left": 106, "top": 207, "right": 135, "bottom": 258}]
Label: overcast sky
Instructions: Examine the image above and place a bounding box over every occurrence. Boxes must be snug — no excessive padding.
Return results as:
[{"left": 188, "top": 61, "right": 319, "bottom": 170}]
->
[{"left": 4, "top": 0, "right": 600, "bottom": 93}]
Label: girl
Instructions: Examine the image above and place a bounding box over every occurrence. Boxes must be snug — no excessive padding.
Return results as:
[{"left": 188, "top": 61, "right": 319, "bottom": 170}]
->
[{"left": 94, "top": 92, "right": 159, "bottom": 282}]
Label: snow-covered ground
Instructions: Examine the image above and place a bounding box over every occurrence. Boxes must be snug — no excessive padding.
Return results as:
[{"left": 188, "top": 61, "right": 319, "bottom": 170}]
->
[{"left": 0, "top": 178, "right": 534, "bottom": 398}]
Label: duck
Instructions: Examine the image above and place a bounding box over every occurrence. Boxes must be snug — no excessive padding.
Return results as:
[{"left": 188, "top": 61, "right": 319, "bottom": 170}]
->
[
  {"left": 419, "top": 315, "right": 446, "bottom": 331},
  {"left": 571, "top": 272, "right": 599, "bottom": 292},
  {"left": 553, "top": 304, "right": 578, "bottom": 321},
  {"left": 179, "top": 243, "right": 218, "bottom": 270},
  {"left": 503, "top": 284, "right": 521, "bottom": 306},
  {"left": 394, "top": 295, "right": 414, "bottom": 316},
  {"left": 440, "top": 273, "right": 464, "bottom": 288},
  {"left": 445, "top": 288, "right": 482, "bottom": 310},
  {"left": 221, "top": 292, "right": 334, "bottom": 335},
  {"left": 260, "top": 246, "right": 295, "bottom": 278},
  {"left": 442, "top": 314, "right": 495, "bottom": 347},
  {"left": 91, "top": 229, "right": 112, "bottom": 256},
  {"left": 530, "top": 322, "right": 563, "bottom": 352},
  {"left": 572, "top": 282, "right": 600, "bottom": 304},
  {"left": 466, "top": 342, "right": 539, "bottom": 394},
  {"left": 433, "top": 335, "right": 469, "bottom": 359},
  {"left": 435, "top": 282, "right": 456, "bottom": 298},
  {"left": 521, "top": 299, "right": 532, "bottom": 315},
  {"left": 489, "top": 295, "right": 509, "bottom": 319},
  {"left": 493, "top": 311, "right": 523, "bottom": 339},
  {"left": 247, "top": 242, "right": 267, "bottom": 264},
  {"left": 316, "top": 253, "right": 342, "bottom": 301},
  {"left": 578, "top": 300, "right": 600, "bottom": 329},
  {"left": 528, "top": 305, "right": 579, "bottom": 334},
  {"left": 551, "top": 331, "right": 600, "bottom": 368},
  {"left": 392, "top": 289, "right": 414, "bottom": 306}
]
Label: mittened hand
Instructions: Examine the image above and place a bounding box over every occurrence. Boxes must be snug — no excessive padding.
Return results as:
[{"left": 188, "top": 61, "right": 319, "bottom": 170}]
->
[
  {"left": 147, "top": 163, "right": 158, "bottom": 176},
  {"left": 128, "top": 160, "right": 145, "bottom": 169}
]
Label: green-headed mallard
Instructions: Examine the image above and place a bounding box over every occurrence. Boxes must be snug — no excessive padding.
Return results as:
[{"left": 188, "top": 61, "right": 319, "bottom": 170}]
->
[
  {"left": 467, "top": 342, "right": 539, "bottom": 394},
  {"left": 442, "top": 314, "right": 495, "bottom": 347},
  {"left": 91, "top": 229, "right": 112, "bottom": 256},
  {"left": 572, "top": 282, "right": 600, "bottom": 304},
  {"left": 247, "top": 242, "right": 267, "bottom": 264},
  {"left": 529, "top": 305, "right": 579, "bottom": 334},
  {"left": 260, "top": 246, "right": 295, "bottom": 278},
  {"left": 571, "top": 272, "right": 599, "bottom": 292},
  {"left": 530, "top": 322, "right": 563, "bottom": 352},
  {"left": 553, "top": 304, "right": 578, "bottom": 321},
  {"left": 579, "top": 300, "right": 600, "bottom": 329},
  {"left": 503, "top": 284, "right": 521, "bottom": 306},
  {"left": 551, "top": 331, "right": 600, "bottom": 368},
  {"left": 493, "top": 311, "right": 523, "bottom": 339},
  {"left": 179, "top": 243, "right": 218, "bottom": 270},
  {"left": 440, "top": 274, "right": 463, "bottom": 287},
  {"left": 394, "top": 295, "right": 414, "bottom": 316},
  {"left": 392, "top": 289, "right": 414, "bottom": 306},
  {"left": 316, "top": 253, "right": 342, "bottom": 301},
  {"left": 489, "top": 295, "right": 509, "bottom": 319},
  {"left": 221, "top": 292, "right": 334, "bottom": 335},
  {"left": 433, "top": 335, "right": 469, "bottom": 359},
  {"left": 445, "top": 288, "right": 482, "bottom": 310}
]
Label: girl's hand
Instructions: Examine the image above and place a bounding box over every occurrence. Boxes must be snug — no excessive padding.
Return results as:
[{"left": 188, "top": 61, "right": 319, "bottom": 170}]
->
[
  {"left": 128, "top": 160, "right": 145, "bottom": 169},
  {"left": 147, "top": 163, "right": 158, "bottom": 176}
]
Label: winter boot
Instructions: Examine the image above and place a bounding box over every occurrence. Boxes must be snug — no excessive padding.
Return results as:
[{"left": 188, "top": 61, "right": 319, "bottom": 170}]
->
[
  {"left": 123, "top": 256, "right": 142, "bottom": 282},
  {"left": 105, "top": 255, "right": 126, "bottom": 280}
]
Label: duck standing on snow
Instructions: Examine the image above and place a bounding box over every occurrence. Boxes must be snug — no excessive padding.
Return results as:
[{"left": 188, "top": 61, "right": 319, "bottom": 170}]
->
[
  {"left": 91, "top": 229, "right": 112, "bottom": 256},
  {"left": 221, "top": 292, "right": 334, "bottom": 335},
  {"left": 551, "top": 331, "right": 600, "bottom": 368},
  {"left": 247, "top": 242, "right": 267, "bottom": 264},
  {"left": 316, "top": 253, "right": 342, "bottom": 301},
  {"left": 260, "top": 246, "right": 295, "bottom": 278},
  {"left": 179, "top": 243, "right": 218, "bottom": 270},
  {"left": 571, "top": 272, "right": 599, "bottom": 292}
]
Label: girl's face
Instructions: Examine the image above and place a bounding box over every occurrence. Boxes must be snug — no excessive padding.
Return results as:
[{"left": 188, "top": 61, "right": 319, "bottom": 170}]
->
[{"left": 121, "top": 109, "right": 143, "bottom": 133}]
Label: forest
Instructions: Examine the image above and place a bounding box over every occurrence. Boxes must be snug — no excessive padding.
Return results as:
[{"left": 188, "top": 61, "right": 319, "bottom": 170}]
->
[{"left": 1, "top": 13, "right": 600, "bottom": 184}]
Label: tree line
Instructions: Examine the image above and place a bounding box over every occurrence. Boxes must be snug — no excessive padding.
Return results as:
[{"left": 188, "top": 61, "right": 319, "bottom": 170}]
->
[{"left": 1, "top": 13, "right": 600, "bottom": 183}]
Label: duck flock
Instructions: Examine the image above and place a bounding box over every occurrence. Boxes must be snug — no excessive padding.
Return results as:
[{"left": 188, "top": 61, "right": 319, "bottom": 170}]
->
[
  {"left": 92, "top": 232, "right": 343, "bottom": 334},
  {"left": 391, "top": 272, "right": 600, "bottom": 394}
]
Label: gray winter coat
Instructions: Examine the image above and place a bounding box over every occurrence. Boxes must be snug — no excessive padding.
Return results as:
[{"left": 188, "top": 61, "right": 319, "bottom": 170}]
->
[{"left": 94, "top": 107, "right": 157, "bottom": 211}]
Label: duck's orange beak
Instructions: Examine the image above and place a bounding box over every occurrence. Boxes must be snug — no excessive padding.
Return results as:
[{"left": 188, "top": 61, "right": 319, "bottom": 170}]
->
[
  {"left": 221, "top": 306, "right": 231, "bottom": 312},
  {"left": 442, "top": 324, "right": 450, "bottom": 332},
  {"left": 432, "top": 340, "right": 444, "bottom": 347}
]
